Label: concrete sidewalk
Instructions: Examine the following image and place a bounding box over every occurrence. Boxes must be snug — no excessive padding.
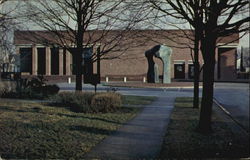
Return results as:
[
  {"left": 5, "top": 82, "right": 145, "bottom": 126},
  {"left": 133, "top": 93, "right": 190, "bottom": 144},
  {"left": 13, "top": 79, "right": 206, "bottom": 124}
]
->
[{"left": 84, "top": 97, "right": 174, "bottom": 159}]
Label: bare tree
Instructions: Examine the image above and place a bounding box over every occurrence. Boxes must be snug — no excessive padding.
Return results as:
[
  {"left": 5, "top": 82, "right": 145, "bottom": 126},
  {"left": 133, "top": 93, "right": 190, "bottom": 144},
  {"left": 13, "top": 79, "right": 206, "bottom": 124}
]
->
[
  {"left": 148, "top": 0, "right": 204, "bottom": 109},
  {"left": 1, "top": 0, "right": 10, "bottom": 75},
  {"left": 193, "top": 0, "right": 249, "bottom": 133},
  {"left": 149, "top": 0, "right": 249, "bottom": 133},
  {"left": 24, "top": 0, "right": 145, "bottom": 91},
  {"left": 0, "top": 0, "right": 21, "bottom": 78}
]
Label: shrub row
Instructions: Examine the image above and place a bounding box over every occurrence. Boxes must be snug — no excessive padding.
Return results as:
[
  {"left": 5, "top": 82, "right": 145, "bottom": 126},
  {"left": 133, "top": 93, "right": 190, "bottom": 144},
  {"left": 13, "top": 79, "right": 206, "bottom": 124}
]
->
[
  {"left": 16, "top": 76, "right": 59, "bottom": 99},
  {"left": 50, "top": 92, "right": 122, "bottom": 113},
  {"left": 0, "top": 76, "right": 59, "bottom": 99}
]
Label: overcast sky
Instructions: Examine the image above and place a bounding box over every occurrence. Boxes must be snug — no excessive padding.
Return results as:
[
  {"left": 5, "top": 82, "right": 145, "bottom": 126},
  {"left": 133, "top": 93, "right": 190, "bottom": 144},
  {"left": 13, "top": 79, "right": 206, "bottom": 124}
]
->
[{"left": 1, "top": 0, "right": 249, "bottom": 47}]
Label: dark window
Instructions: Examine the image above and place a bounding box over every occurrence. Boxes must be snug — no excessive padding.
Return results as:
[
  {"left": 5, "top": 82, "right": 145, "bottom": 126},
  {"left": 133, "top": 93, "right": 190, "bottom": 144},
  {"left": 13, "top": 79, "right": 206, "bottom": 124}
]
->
[
  {"left": 70, "top": 48, "right": 77, "bottom": 75},
  {"left": 174, "top": 64, "right": 185, "bottom": 79},
  {"left": 51, "top": 48, "right": 59, "bottom": 75},
  {"left": 37, "top": 48, "right": 46, "bottom": 75},
  {"left": 63, "top": 49, "right": 66, "bottom": 75},
  {"left": 20, "top": 48, "right": 32, "bottom": 74},
  {"left": 188, "top": 64, "right": 194, "bottom": 79},
  {"left": 83, "top": 47, "right": 93, "bottom": 76},
  {"left": 70, "top": 47, "right": 93, "bottom": 75}
]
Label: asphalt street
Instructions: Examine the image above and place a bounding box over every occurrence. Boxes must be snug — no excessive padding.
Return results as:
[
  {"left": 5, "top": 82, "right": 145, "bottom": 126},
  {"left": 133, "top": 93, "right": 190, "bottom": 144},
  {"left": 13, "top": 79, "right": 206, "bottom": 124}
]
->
[
  {"left": 214, "top": 83, "right": 249, "bottom": 131},
  {"left": 57, "top": 82, "right": 250, "bottom": 131},
  {"left": 58, "top": 82, "right": 195, "bottom": 97}
]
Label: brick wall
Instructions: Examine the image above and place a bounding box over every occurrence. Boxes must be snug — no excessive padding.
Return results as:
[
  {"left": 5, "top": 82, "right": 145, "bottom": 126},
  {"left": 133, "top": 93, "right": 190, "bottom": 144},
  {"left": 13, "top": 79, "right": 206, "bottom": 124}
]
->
[{"left": 15, "top": 30, "right": 239, "bottom": 81}]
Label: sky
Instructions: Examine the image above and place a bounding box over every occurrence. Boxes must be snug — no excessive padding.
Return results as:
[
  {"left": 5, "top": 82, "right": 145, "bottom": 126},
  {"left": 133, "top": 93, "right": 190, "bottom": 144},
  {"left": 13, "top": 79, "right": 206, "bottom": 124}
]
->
[{"left": 1, "top": 0, "right": 249, "bottom": 48}]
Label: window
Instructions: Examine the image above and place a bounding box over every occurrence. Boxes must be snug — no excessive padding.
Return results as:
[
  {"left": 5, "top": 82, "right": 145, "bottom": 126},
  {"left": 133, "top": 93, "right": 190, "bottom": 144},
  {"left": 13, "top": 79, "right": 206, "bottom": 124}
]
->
[
  {"left": 174, "top": 63, "right": 185, "bottom": 79},
  {"left": 51, "top": 48, "right": 59, "bottom": 75},
  {"left": 20, "top": 48, "right": 32, "bottom": 74},
  {"left": 37, "top": 48, "right": 46, "bottom": 75},
  {"left": 188, "top": 64, "right": 194, "bottom": 79}
]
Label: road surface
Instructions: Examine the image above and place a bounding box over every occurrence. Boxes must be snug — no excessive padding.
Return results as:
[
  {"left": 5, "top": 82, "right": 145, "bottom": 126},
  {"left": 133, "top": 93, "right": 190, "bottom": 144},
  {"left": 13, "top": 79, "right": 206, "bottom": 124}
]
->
[{"left": 214, "top": 83, "right": 249, "bottom": 131}]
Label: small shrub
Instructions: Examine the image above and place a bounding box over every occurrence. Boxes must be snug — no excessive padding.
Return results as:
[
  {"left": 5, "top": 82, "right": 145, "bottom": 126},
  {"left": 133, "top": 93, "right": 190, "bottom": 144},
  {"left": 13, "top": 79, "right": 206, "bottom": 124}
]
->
[
  {"left": 16, "top": 76, "right": 59, "bottom": 99},
  {"left": 28, "top": 75, "right": 47, "bottom": 89},
  {"left": 50, "top": 92, "right": 95, "bottom": 113},
  {"left": 19, "top": 88, "right": 34, "bottom": 98},
  {"left": 41, "top": 85, "right": 60, "bottom": 96},
  {"left": 0, "top": 81, "right": 17, "bottom": 97},
  {"left": 1, "top": 76, "right": 58, "bottom": 99},
  {"left": 70, "top": 92, "right": 95, "bottom": 113},
  {"left": 50, "top": 92, "right": 122, "bottom": 113},
  {"left": 91, "top": 93, "right": 122, "bottom": 113}
]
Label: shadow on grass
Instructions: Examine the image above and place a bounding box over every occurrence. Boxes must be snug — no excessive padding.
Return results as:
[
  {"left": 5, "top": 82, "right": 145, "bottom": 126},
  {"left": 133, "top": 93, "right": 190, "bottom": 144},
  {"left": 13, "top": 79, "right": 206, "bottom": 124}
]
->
[
  {"left": 0, "top": 105, "right": 42, "bottom": 113},
  {"left": 0, "top": 104, "right": 139, "bottom": 125},
  {"left": 69, "top": 125, "right": 116, "bottom": 135},
  {"left": 1, "top": 119, "right": 117, "bottom": 136},
  {"left": 56, "top": 113, "right": 124, "bottom": 125},
  {"left": 160, "top": 117, "right": 250, "bottom": 159}
]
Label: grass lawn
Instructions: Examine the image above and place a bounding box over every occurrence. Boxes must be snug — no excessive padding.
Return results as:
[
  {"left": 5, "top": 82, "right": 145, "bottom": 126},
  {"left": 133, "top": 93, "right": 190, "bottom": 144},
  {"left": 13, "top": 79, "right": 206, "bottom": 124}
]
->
[
  {"left": 0, "top": 95, "right": 156, "bottom": 159},
  {"left": 122, "top": 95, "right": 157, "bottom": 106},
  {"left": 159, "top": 97, "right": 249, "bottom": 159}
]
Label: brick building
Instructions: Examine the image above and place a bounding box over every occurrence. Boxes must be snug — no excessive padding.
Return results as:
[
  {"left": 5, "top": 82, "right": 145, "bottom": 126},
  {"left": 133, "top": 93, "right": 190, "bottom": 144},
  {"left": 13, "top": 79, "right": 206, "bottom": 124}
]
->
[{"left": 14, "top": 30, "right": 239, "bottom": 82}]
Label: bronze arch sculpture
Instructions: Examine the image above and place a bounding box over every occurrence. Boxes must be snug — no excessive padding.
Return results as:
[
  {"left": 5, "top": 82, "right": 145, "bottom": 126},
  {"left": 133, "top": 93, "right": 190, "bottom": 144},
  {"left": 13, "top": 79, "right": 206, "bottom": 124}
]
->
[{"left": 145, "top": 45, "right": 172, "bottom": 84}]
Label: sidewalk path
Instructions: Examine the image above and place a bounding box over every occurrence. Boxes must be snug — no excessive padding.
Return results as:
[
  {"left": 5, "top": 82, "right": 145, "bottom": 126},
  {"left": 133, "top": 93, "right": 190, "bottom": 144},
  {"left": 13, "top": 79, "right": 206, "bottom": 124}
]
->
[{"left": 84, "top": 97, "right": 174, "bottom": 159}]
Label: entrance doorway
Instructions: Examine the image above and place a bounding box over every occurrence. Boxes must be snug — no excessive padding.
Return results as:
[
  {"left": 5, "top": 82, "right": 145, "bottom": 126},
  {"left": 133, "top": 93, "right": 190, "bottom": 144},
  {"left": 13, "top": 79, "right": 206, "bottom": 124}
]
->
[
  {"left": 174, "top": 64, "right": 185, "bottom": 79},
  {"left": 217, "top": 47, "right": 237, "bottom": 80}
]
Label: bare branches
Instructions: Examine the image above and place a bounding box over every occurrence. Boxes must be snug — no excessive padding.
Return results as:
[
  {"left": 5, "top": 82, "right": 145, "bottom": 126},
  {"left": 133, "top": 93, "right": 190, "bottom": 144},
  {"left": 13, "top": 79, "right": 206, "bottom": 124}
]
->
[
  {"left": 0, "top": 0, "right": 25, "bottom": 66},
  {"left": 24, "top": 0, "right": 138, "bottom": 57},
  {"left": 20, "top": 0, "right": 148, "bottom": 90}
]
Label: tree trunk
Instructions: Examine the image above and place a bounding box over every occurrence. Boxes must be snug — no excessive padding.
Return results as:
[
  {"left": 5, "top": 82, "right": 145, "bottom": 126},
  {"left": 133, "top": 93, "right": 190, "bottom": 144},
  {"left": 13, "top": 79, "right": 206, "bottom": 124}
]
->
[
  {"left": 75, "top": 50, "right": 82, "bottom": 91},
  {"left": 75, "top": 4, "right": 84, "bottom": 92},
  {"left": 193, "top": 61, "right": 200, "bottom": 108},
  {"left": 197, "top": 37, "right": 216, "bottom": 134},
  {"left": 193, "top": 31, "right": 200, "bottom": 108},
  {"left": 197, "top": 60, "right": 215, "bottom": 133}
]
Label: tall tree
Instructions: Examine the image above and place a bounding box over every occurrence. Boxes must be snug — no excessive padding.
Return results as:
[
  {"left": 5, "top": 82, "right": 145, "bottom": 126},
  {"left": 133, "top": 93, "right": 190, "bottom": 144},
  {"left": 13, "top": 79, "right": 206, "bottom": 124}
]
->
[
  {"left": 149, "top": 0, "right": 204, "bottom": 109},
  {"left": 0, "top": 0, "right": 24, "bottom": 77},
  {"left": 25, "top": 0, "right": 142, "bottom": 91},
  {"left": 196, "top": 0, "right": 249, "bottom": 133},
  {"left": 149, "top": 0, "right": 249, "bottom": 133},
  {"left": 0, "top": 0, "right": 12, "bottom": 75}
]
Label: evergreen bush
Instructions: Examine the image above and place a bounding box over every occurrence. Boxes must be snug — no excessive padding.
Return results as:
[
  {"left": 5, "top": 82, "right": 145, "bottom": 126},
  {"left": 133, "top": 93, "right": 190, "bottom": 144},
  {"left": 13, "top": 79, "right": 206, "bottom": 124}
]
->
[{"left": 91, "top": 93, "right": 122, "bottom": 113}]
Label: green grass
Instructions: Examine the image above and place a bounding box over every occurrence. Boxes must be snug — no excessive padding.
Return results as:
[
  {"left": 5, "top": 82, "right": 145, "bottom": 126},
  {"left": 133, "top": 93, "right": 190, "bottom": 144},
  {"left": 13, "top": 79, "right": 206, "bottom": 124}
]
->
[
  {"left": 122, "top": 95, "right": 157, "bottom": 106},
  {"left": 175, "top": 97, "right": 201, "bottom": 108},
  {"left": 0, "top": 95, "right": 155, "bottom": 159},
  {"left": 159, "top": 97, "right": 249, "bottom": 159}
]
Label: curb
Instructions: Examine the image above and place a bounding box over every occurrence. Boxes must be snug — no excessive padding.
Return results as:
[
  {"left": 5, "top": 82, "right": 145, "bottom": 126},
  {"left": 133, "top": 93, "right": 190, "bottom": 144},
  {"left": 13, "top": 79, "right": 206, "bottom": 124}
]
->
[
  {"left": 213, "top": 98, "right": 249, "bottom": 135},
  {"left": 103, "top": 84, "right": 203, "bottom": 89},
  {"left": 159, "top": 86, "right": 203, "bottom": 89}
]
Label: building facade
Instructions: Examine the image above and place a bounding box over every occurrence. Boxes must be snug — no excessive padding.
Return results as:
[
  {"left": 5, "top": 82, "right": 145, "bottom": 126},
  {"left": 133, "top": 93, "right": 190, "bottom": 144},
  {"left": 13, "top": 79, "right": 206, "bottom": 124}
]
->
[{"left": 14, "top": 30, "right": 240, "bottom": 82}]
